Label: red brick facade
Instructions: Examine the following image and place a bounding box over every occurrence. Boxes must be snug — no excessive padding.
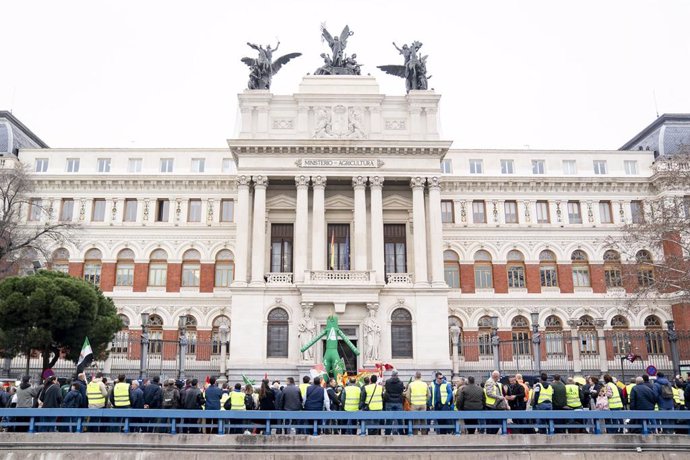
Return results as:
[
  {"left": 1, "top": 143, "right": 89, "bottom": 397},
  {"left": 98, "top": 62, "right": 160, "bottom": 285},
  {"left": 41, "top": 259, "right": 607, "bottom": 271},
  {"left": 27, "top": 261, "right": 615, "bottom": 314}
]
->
[
  {"left": 200, "top": 263, "right": 215, "bottom": 293},
  {"left": 100, "top": 262, "right": 116, "bottom": 292},
  {"left": 557, "top": 264, "right": 574, "bottom": 293},
  {"left": 166, "top": 263, "right": 181, "bottom": 293},
  {"left": 492, "top": 264, "right": 508, "bottom": 293},
  {"left": 459, "top": 263, "right": 475, "bottom": 293},
  {"left": 133, "top": 263, "right": 148, "bottom": 292},
  {"left": 589, "top": 264, "right": 606, "bottom": 293},
  {"left": 525, "top": 264, "right": 541, "bottom": 294}
]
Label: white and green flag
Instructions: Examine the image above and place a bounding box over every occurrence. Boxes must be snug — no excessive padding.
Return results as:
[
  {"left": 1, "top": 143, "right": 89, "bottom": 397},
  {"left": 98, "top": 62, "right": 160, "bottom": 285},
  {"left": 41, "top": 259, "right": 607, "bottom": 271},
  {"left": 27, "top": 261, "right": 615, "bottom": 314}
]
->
[{"left": 77, "top": 337, "right": 93, "bottom": 371}]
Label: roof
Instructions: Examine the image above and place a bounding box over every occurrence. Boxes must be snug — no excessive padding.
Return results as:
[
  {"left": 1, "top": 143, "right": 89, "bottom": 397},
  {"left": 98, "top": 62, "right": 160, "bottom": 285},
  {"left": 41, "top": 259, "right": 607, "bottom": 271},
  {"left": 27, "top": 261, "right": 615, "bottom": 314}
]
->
[
  {"left": 0, "top": 111, "right": 49, "bottom": 149},
  {"left": 620, "top": 113, "right": 690, "bottom": 150}
]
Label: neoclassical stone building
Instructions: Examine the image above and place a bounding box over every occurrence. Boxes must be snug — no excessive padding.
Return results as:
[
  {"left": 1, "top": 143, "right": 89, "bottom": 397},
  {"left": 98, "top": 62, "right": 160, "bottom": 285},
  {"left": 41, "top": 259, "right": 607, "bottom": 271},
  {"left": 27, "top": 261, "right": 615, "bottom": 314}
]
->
[{"left": 4, "top": 77, "right": 689, "bottom": 380}]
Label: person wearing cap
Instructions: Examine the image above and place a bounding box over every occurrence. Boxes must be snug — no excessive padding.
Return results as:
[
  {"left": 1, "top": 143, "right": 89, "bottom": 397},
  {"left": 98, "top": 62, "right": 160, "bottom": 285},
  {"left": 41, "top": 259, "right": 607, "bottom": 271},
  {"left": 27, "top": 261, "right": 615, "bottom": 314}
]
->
[{"left": 383, "top": 370, "right": 404, "bottom": 434}]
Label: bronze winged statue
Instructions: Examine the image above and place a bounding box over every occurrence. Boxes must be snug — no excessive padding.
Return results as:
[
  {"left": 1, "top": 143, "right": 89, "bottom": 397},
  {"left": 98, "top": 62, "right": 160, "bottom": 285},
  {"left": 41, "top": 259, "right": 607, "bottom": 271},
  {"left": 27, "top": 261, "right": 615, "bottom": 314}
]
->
[
  {"left": 315, "top": 25, "right": 361, "bottom": 75},
  {"left": 241, "top": 41, "right": 301, "bottom": 90},
  {"left": 378, "top": 41, "right": 430, "bottom": 92}
]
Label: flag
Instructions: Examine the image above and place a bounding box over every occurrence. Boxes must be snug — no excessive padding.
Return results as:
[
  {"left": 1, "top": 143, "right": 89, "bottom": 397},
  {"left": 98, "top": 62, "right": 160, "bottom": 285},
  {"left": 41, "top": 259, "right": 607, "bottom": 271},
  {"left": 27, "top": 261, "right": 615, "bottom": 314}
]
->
[
  {"left": 329, "top": 230, "right": 336, "bottom": 270},
  {"left": 344, "top": 231, "right": 350, "bottom": 270},
  {"left": 241, "top": 373, "right": 255, "bottom": 386},
  {"left": 77, "top": 337, "right": 93, "bottom": 372}
]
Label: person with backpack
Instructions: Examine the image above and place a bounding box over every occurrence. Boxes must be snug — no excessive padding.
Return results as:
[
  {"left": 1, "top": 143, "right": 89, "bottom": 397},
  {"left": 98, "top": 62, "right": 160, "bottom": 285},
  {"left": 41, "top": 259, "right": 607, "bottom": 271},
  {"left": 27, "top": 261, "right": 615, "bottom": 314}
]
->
[
  {"left": 162, "top": 379, "right": 181, "bottom": 409},
  {"left": 654, "top": 372, "right": 676, "bottom": 411}
]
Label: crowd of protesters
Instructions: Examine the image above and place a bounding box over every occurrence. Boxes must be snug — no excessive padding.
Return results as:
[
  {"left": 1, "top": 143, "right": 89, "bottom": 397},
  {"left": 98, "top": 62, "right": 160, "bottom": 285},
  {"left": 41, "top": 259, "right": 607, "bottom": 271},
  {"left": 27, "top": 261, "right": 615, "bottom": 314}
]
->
[{"left": 1, "top": 369, "right": 689, "bottom": 434}]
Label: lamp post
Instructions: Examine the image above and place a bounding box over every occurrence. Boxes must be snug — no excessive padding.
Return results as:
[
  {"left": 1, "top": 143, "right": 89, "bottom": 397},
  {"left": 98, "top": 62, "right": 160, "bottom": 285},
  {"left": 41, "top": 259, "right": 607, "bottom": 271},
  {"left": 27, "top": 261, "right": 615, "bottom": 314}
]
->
[
  {"left": 218, "top": 323, "right": 229, "bottom": 383},
  {"left": 490, "top": 315, "right": 500, "bottom": 373},
  {"left": 178, "top": 315, "right": 188, "bottom": 381},
  {"left": 666, "top": 320, "right": 681, "bottom": 378},
  {"left": 531, "top": 312, "right": 541, "bottom": 376},
  {"left": 139, "top": 312, "right": 150, "bottom": 380},
  {"left": 449, "top": 324, "right": 461, "bottom": 379}
]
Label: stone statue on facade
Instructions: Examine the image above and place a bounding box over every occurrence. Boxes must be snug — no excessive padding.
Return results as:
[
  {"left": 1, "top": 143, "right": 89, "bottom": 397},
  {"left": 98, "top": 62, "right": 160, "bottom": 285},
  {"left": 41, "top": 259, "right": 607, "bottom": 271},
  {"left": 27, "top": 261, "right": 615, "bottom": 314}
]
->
[
  {"left": 241, "top": 41, "right": 301, "bottom": 90},
  {"left": 315, "top": 25, "right": 361, "bottom": 75},
  {"left": 378, "top": 41, "right": 431, "bottom": 92},
  {"left": 363, "top": 304, "right": 381, "bottom": 362},
  {"left": 298, "top": 304, "right": 317, "bottom": 361}
]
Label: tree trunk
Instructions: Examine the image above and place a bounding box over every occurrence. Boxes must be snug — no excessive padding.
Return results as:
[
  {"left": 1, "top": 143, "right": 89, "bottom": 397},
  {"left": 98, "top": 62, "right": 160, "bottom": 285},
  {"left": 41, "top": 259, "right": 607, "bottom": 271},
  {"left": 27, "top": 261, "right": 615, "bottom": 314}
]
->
[{"left": 25, "top": 347, "right": 30, "bottom": 377}]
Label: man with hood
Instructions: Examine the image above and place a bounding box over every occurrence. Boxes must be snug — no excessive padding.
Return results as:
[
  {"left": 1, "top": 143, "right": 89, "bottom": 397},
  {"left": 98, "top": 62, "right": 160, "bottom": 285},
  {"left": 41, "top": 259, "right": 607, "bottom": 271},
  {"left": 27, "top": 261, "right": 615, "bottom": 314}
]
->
[{"left": 654, "top": 372, "right": 675, "bottom": 411}]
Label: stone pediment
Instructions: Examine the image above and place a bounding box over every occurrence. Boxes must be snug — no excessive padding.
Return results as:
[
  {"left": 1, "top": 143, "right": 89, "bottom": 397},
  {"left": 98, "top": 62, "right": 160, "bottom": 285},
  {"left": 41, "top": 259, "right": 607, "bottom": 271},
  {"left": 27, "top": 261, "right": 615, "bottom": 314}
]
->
[
  {"left": 324, "top": 193, "right": 354, "bottom": 209},
  {"left": 382, "top": 194, "right": 412, "bottom": 209},
  {"left": 266, "top": 194, "right": 297, "bottom": 209}
]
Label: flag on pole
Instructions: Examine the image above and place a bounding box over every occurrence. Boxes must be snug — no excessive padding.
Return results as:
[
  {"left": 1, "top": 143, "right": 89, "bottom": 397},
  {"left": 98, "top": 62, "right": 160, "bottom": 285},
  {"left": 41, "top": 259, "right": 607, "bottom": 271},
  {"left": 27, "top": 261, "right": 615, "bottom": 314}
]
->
[
  {"left": 77, "top": 337, "right": 93, "bottom": 371},
  {"left": 329, "top": 230, "right": 336, "bottom": 270},
  {"left": 344, "top": 231, "right": 350, "bottom": 270}
]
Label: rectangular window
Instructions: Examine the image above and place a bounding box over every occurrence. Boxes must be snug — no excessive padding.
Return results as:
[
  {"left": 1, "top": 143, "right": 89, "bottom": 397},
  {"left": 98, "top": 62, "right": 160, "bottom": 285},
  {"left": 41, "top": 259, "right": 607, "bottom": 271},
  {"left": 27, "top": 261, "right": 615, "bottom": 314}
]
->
[
  {"left": 116, "top": 263, "right": 134, "bottom": 286},
  {"left": 440, "top": 159, "right": 453, "bottom": 174},
  {"left": 220, "top": 199, "right": 233, "bottom": 222},
  {"left": 267, "top": 323, "right": 289, "bottom": 358},
  {"left": 631, "top": 200, "right": 645, "bottom": 223},
  {"left": 599, "top": 201, "right": 613, "bottom": 223},
  {"left": 156, "top": 199, "right": 169, "bottom": 222},
  {"left": 469, "top": 159, "right": 483, "bottom": 174},
  {"left": 384, "top": 224, "right": 407, "bottom": 275},
  {"left": 187, "top": 199, "right": 202, "bottom": 222},
  {"left": 545, "top": 332, "right": 565, "bottom": 356},
  {"left": 327, "top": 224, "right": 350, "bottom": 270},
  {"left": 160, "top": 158, "right": 174, "bottom": 173},
  {"left": 59, "top": 198, "right": 74, "bottom": 222},
  {"left": 97, "top": 158, "right": 111, "bottom": 173},
  {"left": 191, "top": 158, "right": 205, "bottom": 173},
  {"left": 645, "top": 331, "right": 665, "bottom": 355},
  {"left": 512, "top": 332, "right": 531, "bottom": 356},
  {"left": 624, "top": 160, "right": 638, "bottom": 175},
  {"left": 28, "top": 198, "right": 42, "bottom": 221},
  {"left": 92, "top": 199, "right": 106, "bottom": 222},
  {"left": 536, "top": 200, "right": 550, "bottom": 223},
  {"left": 472, "top": 200, "right": 486, "bottom": 223},
  {"left": 507, "top": 264, "right": 525, "bottom": 288},
  {"left": 567, "top": 201, "right": 582, "bottom": 224},
  {"left": 479, "top": 333, "right": 492, "bottom": 356},
  {"left": 444, "top": 263, "right": 459, "bottom": 288},
  {"left": 562, "top": 160, "right": 577, "bottom": 175},
  {"left": 604, "top": 266, "right": 622, "bottom": 288},
  {"left": 215, "top": 262, "right": 233, "bottom": 287},
  {"left": 572, "top": 266, "right": 591, "bottom": 287},
  {"left": 540, "top": 265, "right": 558, "bottom": 287},
  {"left": 532, "top": 159, "right": 545, "bottom": 174},
  {"left": 66, "top": 158, "right": 80, "bottom": 173},
  {"left": 270, "top": 224, "right": 294, "bottom": 273},
  {"left": 222, "top": 158, "right": 234, "bottom": 173},
  {"left": 84, "top": 263, "right": 101, "bottom": 286},
  {"left": 123, "top": 199, "right": 138, "bottom": 222},
  {"left": 35, "top": 158, "right": 49, "bottom": 172},
  {"left": 182, "top": 263, "right": 201, "bottom": 287},
  {"left": 441, "top": 200, "right": 454, "bottom": 223},
  {"left": 593, "top": 160, "right": 608, "bottom": 175},
  {"left": 504, "top": 200, "right": 518, "bottom": 223},
  {"left": 474, "top": 265, "right": 493, "bottom": 289},
  {"left": 128, "top": 158, "right": 142, "bottom": 173},
  {"left": 500, "top": 159, "right": 514, "bottom": 174},
  {"left": 148, "top": 263, "right": 167, "bottom": 286}
]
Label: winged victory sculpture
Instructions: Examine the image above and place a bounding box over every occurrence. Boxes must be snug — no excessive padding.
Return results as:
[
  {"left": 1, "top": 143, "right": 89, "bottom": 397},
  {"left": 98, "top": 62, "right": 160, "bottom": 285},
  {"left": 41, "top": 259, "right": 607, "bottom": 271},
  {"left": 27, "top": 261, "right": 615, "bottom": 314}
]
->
[
  {"left": 314, "top": 25, "right": 362, "bottom": 76},
  {"left": 378, "top": 40, "right": 431, "bottom": 92},
  {"left": 241, "top": 41, "right": 301, "bottom": 90}
]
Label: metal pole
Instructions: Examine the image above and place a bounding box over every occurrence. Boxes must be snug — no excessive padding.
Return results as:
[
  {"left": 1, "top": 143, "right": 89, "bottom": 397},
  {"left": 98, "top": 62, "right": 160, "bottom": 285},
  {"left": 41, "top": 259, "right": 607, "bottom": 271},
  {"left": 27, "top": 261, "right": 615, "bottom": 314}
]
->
[
  {"left": 666, "top": 320, "right": 681, "bottom": 378},
  {"left": 532, "top": 325, "right": 541, "bottom": 376},
  {"left": 219, "top": 323, "right": 229, "bottom": 383},
  {"left": 139, "top": 328, "right": 149, "bottom": 380},
  {"left": 178, "top": 315, "right": 188, "bottom": 381},
  {"left": 491, "top": 316, "right": 501, "bottom": 374}
]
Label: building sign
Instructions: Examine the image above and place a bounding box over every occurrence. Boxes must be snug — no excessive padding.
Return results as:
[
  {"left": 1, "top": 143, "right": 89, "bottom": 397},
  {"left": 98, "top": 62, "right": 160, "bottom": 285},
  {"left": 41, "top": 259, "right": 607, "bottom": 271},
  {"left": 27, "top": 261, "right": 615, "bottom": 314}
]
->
[{"left": 295, "top": 158, "right": 384, "bottom": 168}]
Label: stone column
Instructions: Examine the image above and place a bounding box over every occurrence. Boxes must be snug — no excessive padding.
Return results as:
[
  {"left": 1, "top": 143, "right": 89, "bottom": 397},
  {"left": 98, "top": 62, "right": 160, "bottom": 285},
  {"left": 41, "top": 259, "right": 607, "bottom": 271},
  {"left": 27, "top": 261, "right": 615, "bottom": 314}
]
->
[
  {"left": 294, "top": 175, "right": 310, "bottom": 282},
  {"left": 567, "top": 320, "right": 583, "bottom": 373},
  {"left": 353, "top": 176, "right": 368, "bottom": 271},
  {"left": 311, "top": 176, "right": 327, "bottom": 271},
  {"left": 410, "top": 177, "right": 429, "bottom": 286},
  {"left": 233, "top": 175, "right": 251, "bottom": 286},
  {"left": 595, "top": 319, "right": 608, "bottom": 372},
  {"left": 250, "top": 175, "right": 268, "bottom": 285},
  {"left": 369, "top": 176, "right": 385, "bottom": 283},
  {"left": 427, "top": 176, "right": 445, "bottom": 287}
]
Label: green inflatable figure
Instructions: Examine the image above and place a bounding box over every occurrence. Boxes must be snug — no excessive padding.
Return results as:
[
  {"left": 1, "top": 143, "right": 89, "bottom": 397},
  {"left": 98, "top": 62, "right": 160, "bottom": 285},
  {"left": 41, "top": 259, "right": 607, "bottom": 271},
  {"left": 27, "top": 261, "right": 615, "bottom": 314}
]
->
[{"left": 300, "top": 315, "right": 360, "bottom": 378}]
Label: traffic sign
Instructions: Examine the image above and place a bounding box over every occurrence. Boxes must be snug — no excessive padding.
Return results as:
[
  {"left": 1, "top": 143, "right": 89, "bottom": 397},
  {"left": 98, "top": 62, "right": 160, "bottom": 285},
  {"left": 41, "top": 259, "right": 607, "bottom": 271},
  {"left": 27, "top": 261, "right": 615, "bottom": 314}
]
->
[{"left": 646, "top": 365, "right": 657, "bottom": 376}]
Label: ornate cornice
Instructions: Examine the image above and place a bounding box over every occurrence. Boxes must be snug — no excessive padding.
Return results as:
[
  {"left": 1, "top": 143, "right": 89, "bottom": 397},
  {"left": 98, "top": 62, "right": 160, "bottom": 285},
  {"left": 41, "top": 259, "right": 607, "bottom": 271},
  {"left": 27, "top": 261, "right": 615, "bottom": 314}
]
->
[
  {"left": 31, "top": 176, "right": 238, "bottom": 193},
  {"left": 252, "top": 175, "right": 268, "bottom": 187},
  {"left": 440, "top": 177, "right": 651, "bottom": 194},
  {"left": 369, "top": 176, "right": 385, "bottom": 188},
  {"left": 410, "top": 176, "right": 426, "bottom": 189},
  {"left": 228, "top": 140, "right": 452, "bottom": 158},
  {"left": 352, "top": 175, "right": 368, "bottom": 188},
  {"left": 295, "top": 175, "right": 310, "bottom": 188},
  {"left": 311, "top": 175, "right": 327, "bottom": 187}
]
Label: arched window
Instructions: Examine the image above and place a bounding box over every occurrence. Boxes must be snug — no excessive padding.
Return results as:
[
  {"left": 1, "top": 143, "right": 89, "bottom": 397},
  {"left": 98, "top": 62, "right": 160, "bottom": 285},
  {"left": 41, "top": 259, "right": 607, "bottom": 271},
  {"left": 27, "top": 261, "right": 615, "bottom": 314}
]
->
[
  {"left": 511, "top": 315, "right": 530, "bottom": 356},
  {"left": 83, "top": 248, "right": 102, "bottom": 286},
  {"left": 181, "top": 249, "right": 201, "bottom": 287},
  {"left": 636, "top": 250, "right": 655, "bottom": 287},
  {"left": 215, "top": 250, "right": 234, "bottom": 287},
  {"left": 148, "top": 249, "right": 168, "bottom": 287},
  {"left": 544, "top": 315, "right": 564, "bottom": 356},
  {"left": 113, "top": 314, "right": 131, "bottom": 353},
  {"left": 474, "top": 250, "right": 493, "bottom": 289},
  {"left": 391, "top": 308, "right": 413, "bottom": 359},
  {"left": 51, "top": 248, "right": 70, "bottom": 274},
  {"left": 603, "top": 250, "right": 622, "bottom": 288},
  {"left": 147, "top": 314, "right": 164, "bottom": 354},
  {"left": 571, "top": 250, "right": 590, "bottom": 287},
  {"left": 644, "top": 315, "right": 665, "bottom": 355},
  {"left": 478, "top": 315, "right": 493, "bottom": 356},
  {"left": 212, "top": 315, "right": 231, "bottom": 354},
  {"left": 448, "top": 316, "right": 463, "bottom": 358},
  {"left": 507, "top": 250, "right": 525, "bottom": 288},
  {"left": 182, "top": 315, "right": 198, "bottom": 354},
  {"left": 539, "top": 250, "right": 558, "bottom": 287},
  {"left": 578, "top": 315, "right": 597, "bottom": 355},
  {"left": 116, "top": 249, "right": 135, "bottom": 286},
  {"left": 267, "top": 308, "right": 289, "bottom": 358},
  {"left": 610, "top": 315, "right": 630, "bottom": 355},
  {"left": 443, "top": 250, "right": 460, "bottom": 289}
]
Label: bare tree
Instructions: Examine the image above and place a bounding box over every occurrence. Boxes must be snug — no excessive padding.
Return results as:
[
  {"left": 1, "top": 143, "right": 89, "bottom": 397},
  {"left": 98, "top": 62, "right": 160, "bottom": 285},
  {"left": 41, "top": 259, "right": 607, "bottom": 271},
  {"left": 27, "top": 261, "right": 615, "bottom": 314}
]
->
[
  {"left": 606, "top": 149, "right": 690, "bottom": 305},
  {"left": 0, "top": 162, "right": 76, "bottom": 278}
]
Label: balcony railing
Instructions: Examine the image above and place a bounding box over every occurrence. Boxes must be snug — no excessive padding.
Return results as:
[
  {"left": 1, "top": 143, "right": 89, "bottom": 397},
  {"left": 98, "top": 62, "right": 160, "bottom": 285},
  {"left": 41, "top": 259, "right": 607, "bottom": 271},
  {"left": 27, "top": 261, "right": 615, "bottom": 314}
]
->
[
  {"left": 266, "top": 272, "right": 293, "bottom": 285},
  {"left": 308, "top": 270, "right": 372, "bottom": 283},
  {"left": 386, "top": 273, "right": 413, "bottom": 286}
]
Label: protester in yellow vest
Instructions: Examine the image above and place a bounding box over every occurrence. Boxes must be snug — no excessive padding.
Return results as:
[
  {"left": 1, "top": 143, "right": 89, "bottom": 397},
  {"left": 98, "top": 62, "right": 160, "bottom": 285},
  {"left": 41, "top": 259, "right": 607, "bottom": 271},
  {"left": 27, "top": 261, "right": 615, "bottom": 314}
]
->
[
  {"left": 109, "top": 374, "right": 131, "bottom": 408},
  {"left": 340, "top": 377, "right": 362, "bottom": 411},
  {"left": 565, "top": 377, "right": 583, "bottom": 409},
  {"left": 361, "top": 375, "right": 383, "bottom": 411},
  {"left": 625, "top": 378, "right": 636, "bottom": 407},
  {"left": 87, "top": 372, "right": 108, "bottom": 409},
  {"left": 223, "top": 383, "right": 247, "bottom": 410},
  {"left": 603, "top": 374, "right": 623, "bottom": 434},
  {"left": 299, "top": 376, "right": 311, "bottom": 400},
  {"left": 219, "top": 383, "right": 231, "bottom": 411}
]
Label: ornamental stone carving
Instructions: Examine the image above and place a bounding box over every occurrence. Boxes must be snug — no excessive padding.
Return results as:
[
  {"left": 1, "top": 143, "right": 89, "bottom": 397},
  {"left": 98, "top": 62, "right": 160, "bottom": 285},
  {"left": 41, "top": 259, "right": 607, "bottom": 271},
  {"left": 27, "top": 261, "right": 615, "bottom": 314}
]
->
[
  {"left": 295, "top": 175, "right": 310, "bottom": 188},
  {"left": 427, "top": 176, "right": 441, "bottom": 190},
  {"left": 385, "top": 119, "right": 406, "bottom": 130},
  {"left": 312, "top": 175, "right": 327, "bottom": 188},
  {"left": 410, "top": 177, "right": 426, "bottom": 189},
  {"left": 298, "top": 302, "right": 317, "bottom": 361},
  {"left": 236, "top": 175, "right": 250, "bottom": 187},
  {"left": 272, "top": 119, "right": 294, "bottom": 129},
  {"left": 587, "top": 201, "right": 594, "bottom": 223},
  {"left": 369, "top": 176, "right": 384, "bottom": 188},
  {"left": 79, "top": 199, "right": 86, "bottom": 222},
  {"left": 364, "top": 303, "right": 381, "bottom": 362},
  {"left": 206, "top": 198, "right": 214, "bottom": 225},
  {"left": 313, "top": 105, "right": 368, "bottom": 139},
  {"left": 352, "top": 176, "right": 367, "bottom": 188},
  {"left": 253, "top": 176, "right": 268, "bottom": 187},
  {"left": 459, "top": 200, "right": 467, "bottom": 223},
  {"left": 142, "top": 199, "right": 149, "bottom": 223},
  {"left": 492, "top": 200, "right": 499, "bottom": 223},
  {"left": 555, "top": 201, "right": 562, "bottom": 223}
]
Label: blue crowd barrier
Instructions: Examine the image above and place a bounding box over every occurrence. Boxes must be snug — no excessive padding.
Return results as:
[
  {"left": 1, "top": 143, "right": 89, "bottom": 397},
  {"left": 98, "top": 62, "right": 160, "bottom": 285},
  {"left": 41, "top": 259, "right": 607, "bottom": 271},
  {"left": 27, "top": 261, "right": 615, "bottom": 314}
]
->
[{"left": 1, "top": 409, "right": 689, "bottom": 436}]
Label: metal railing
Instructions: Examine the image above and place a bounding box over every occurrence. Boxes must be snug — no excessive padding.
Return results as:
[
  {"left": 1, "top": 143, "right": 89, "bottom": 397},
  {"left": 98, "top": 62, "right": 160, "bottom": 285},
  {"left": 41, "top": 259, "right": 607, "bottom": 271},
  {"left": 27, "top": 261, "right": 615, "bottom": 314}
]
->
[{"left": 2, "top": 409, "right": 689, "bottom": 436}]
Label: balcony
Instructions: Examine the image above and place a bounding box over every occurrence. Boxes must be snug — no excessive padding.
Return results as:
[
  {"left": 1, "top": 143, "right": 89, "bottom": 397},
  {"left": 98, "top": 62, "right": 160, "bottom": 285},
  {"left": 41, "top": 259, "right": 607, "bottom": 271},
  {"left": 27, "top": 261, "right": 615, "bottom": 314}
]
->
[
  {"left": 307, "top": 270, "right": 373, "bottom": 284},
  {"left": 266, "top": 272, "right": 294, "bottom": 285},
  {"left": 386, "top": 273, "right": 413, "bottom": 286}
]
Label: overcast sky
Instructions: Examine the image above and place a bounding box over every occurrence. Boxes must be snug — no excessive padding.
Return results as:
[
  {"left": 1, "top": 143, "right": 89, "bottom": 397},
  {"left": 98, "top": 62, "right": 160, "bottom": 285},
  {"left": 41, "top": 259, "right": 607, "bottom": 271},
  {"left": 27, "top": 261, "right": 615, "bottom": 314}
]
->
[{"left": 2, "top": 0, "right": 689, "bottom": 150}]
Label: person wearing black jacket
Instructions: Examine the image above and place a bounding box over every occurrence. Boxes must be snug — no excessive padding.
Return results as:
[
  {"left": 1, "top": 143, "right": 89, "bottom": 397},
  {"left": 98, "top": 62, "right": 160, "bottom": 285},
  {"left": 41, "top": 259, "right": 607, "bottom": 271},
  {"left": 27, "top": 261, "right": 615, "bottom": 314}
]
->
[
  {"left": 506, "top": 375, "right": 526, "bottom": 433},
  {"left": 38, "top": 376, "right": 62, "bottom": 432},
  {"left": 326, "top": 378, "right": 342, "bottom": 434},
  {"left": 182, "top": 379, "right": 205, "bottom": 433},
  {"left": 143, "top": 376, "right": 163, "bottom": 409},
  {"left": 383, "top": 370, "right": 404, "bottom": 435}
]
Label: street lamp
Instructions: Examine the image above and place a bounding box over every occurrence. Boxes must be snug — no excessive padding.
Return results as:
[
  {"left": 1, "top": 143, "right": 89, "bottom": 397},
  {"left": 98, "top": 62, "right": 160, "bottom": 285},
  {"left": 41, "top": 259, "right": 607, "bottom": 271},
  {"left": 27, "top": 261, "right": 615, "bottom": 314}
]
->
[
  {"left": 531, "top": 312, "right": 541, "bottom": 376},
  {"left": 666, "top": 320, "right": 681, "bottom": 378},
  {"left": 449, "top": 324, "right": 461, "bottom": 378},
  {"left": 139, "top": 312, "right": 150, "bottom": 380},
  {"left": 178, "top": 315, "right": 189, "bottom": 381},
  {"left": 218, "top": 323, "right": 230, "bottom": 383},
  {"left": 490, "top": 315, "right": 500, "bottom": 373}
]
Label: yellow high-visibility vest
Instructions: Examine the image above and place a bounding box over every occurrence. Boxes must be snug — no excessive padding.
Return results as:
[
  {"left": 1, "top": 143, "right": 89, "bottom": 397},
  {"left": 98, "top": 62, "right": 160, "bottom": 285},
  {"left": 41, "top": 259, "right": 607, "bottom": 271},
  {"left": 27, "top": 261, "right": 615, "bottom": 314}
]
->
[
  {"left": 87, "top": 381, "right": 105, "bottom": 407},
  {"left": 343, "top": 385, "right": 361, "bottom": 411},
  {"left": 113, "top": 382, "right": 131, "bottom": 408},
  {"left": 673, "top": 387, "right": 683, "bottom": 406},
  {"left": 299, "top": 383, "right": 309, "bottom": 400},
  {"left": 565, "top": 384, "right": 582, "bottom": 408},
  {"left": 537, "top": 384, "right": 553, "bottom": 404},
  {"left": 409, "top": 380, "right": 428, "bottom": 406},
  {"left": 431, "top": 383, "right": 451, "bottom": 406},
  {"left": 607, "top": 382, "right": 623, "bottom": 409},
  {"left": 229, "top": 391, "right": 246, "bottom": 410},
  {"left": 220, "top": 392, "right": 230, "bottom": 410},
  {"left": 625, "top": 384, "right": 635, "bottom": 404},
  {"left": 364, "top": 384, "right": 383, "bottom": 411},
  {"left": 484, "top": 380, "right": 501, "bottom": 407}
]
